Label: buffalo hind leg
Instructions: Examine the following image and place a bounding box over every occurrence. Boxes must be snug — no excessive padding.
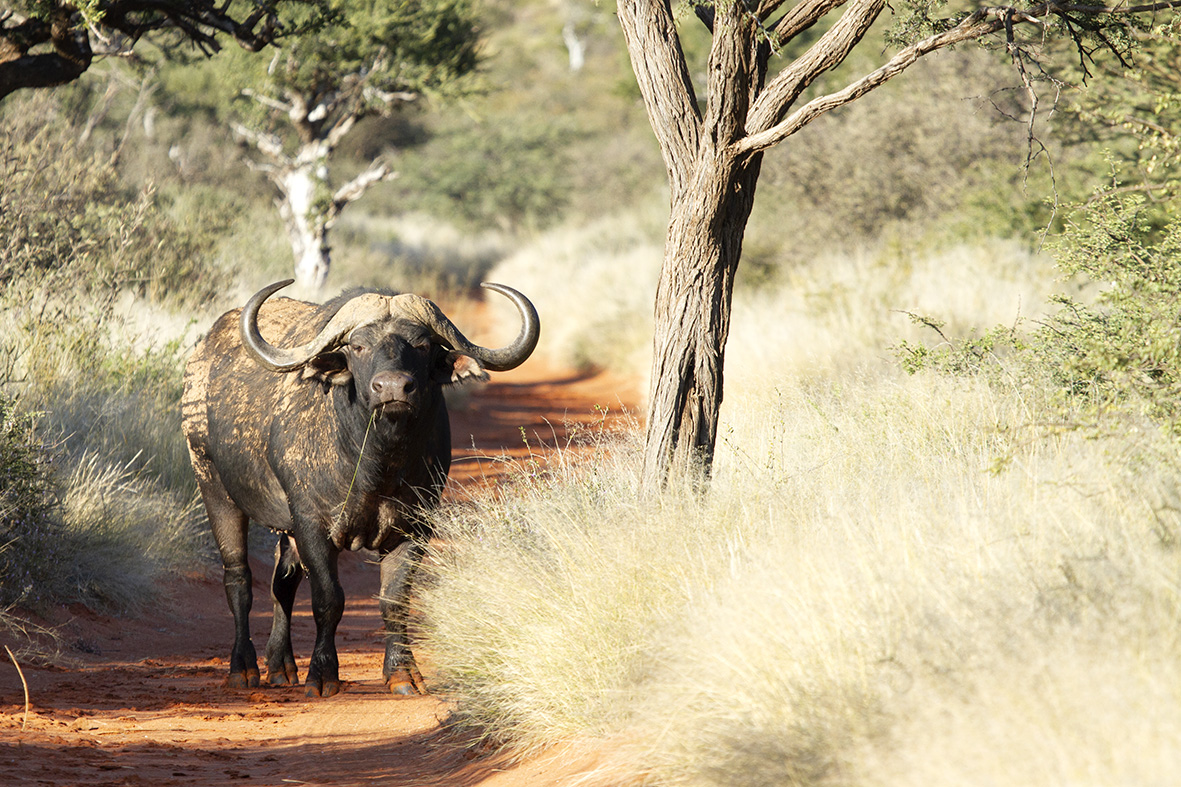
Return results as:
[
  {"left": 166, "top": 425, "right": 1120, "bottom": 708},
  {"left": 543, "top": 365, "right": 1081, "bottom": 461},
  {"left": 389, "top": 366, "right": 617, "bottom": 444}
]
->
[
  {"left": 296, "top": 525, "right": 344, "bottom": 697},
  {"left": 199, "top": 472, "right": 259, "bottom": 689},
  {"left": 379, "top": 540, "right": 426, "bottom": 696},
  {"left": 264, "top": 534, "right": 303, "bottom": 686}
]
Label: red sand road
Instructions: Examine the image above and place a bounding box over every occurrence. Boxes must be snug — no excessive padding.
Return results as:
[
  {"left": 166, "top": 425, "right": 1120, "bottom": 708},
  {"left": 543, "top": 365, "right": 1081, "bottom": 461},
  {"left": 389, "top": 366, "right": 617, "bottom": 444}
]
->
[{"left": 0, "top": 364, "right": 638, "bottom": 787}]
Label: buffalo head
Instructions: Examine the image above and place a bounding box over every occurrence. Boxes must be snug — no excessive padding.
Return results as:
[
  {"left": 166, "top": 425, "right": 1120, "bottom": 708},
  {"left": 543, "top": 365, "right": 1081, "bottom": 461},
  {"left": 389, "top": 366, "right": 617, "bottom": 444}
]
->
[{"left": 239, "top": 280, "right": 540, "bottom": 419}]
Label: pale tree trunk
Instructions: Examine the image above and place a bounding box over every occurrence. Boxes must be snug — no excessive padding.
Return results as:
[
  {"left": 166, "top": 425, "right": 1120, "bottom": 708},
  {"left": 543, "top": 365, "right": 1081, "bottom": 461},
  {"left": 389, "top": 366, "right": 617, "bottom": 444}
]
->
[
  {"left": 276, "top": 147, "right": 333, "bottom": 291},
  {"left": 234, "top": 94, "right": 398, "bottom": 292},
  {"left": 275, "top": 151, "right": 393, "bottom": 291}
]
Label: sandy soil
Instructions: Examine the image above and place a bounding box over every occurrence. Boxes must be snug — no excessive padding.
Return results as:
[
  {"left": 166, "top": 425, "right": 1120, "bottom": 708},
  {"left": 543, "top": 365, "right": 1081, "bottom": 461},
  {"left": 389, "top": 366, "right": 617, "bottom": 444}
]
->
[{"left": 0, "top": 364, "right": 639, "bottom": 787}]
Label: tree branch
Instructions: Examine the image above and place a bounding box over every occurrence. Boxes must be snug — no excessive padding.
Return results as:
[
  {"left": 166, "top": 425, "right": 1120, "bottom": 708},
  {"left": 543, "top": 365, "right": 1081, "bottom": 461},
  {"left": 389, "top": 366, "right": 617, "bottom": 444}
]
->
[
  {"left": 748, "top": 0, "right": 885, "bottom": 134},
  {"left": 323, "top": 112, "right": 358, "bottom": 151},
  {"left": 242, "top": 87, "right": 293, "bottom": 115},
  {"left": 0, "top": 10, "right": 92, "bottom": 100},
  {"left": 0, "top": 0, "right": 304, "bottom": 101},
  {"left": 332, "top": 160, "right": 397, "bottom": 213},
  {"left": 757, "top": 1, "right": 793, "bottom": 18},
  {"left": 772, "top": 0, "right": 851, "bottom": 45},
  {"left": 231, "top": 121, "right": 287, "bottom": 163},
  {"left": 617, "top": 0, "right": 702, "bottom": 195},
  {"left": 738, "top": 0, "right": 1181, "bottom": 156}
]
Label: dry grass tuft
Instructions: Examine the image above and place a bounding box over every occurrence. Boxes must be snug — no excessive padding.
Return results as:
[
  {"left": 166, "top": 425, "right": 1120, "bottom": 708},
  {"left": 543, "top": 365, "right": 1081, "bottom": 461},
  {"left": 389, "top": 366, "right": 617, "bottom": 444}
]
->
[{"left": 419, "top": 358, "right": 1181, "bottom": 786}]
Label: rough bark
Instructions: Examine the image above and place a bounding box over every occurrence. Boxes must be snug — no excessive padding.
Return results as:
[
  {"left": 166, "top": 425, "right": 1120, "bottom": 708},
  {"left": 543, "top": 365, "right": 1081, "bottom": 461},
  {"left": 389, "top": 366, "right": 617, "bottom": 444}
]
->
[
  {"left": 0, "top": 11, "right": 91, "bottom": 100},
  {"left": 643, "top": 152, "right": 762, "bottom": 486},
  {"left": 620, "top": 0, "right": 766, "bottom": 490}
]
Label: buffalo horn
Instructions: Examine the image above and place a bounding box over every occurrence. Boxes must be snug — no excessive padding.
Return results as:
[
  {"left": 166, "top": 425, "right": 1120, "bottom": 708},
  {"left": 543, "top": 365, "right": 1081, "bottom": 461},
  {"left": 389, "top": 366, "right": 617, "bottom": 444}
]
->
[
  {"left": 240, "top": 280, "right": 539, "bottom": 374},
  {"left": 240, "top": 280, "right": 389, "bottom": 372},
  {"left": 389, "top": 282, "right": 540, "bottom": 372}
]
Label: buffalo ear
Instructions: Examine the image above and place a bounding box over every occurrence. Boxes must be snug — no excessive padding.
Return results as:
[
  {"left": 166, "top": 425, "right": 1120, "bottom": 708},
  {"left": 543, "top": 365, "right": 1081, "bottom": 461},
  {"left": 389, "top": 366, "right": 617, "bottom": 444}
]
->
[
  {"left": 437, "top": 352, "right": 489, "bottom": 385},
  {"left": 302, "top": 351, "right": 354, "bottom": 386}
]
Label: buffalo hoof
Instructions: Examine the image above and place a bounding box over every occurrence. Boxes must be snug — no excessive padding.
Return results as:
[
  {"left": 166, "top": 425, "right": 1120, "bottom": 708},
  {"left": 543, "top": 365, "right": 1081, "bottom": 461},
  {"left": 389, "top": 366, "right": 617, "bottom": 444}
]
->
[
  {"left": 227, "top": 669, "right": 260, "bottom": 689},
  {"left": 385, "top": 668, "right": 425, "bottom": 697},
  {"left": 267, "top": 664, "right": 299, "bottom": 686},
  {"left": 305, "top": 678, "right": 341, "bottom": 698}
]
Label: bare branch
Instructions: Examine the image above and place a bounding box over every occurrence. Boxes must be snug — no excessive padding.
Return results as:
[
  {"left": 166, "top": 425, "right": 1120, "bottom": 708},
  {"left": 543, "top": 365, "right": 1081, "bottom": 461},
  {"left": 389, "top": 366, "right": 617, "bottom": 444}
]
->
[
  {"left": 364, "top": 86, "right": 417, "bottom": 106},
  {"left": 231, "top": 121, "right": 287, "bottom": 162},
  {"left": 773, "top": 0, "right": 851, "bottom": 45},
  {"left": 332, "top": 160, "right": 397, "bottom": 211},
  {"left": 323, "top": 112, "right": 358, "bottom": 151},
  {"left": 748, "top": 0, "right": 886, "bottom": 134},
  {"left": 242, "top": 87, "right": 292, "bottom": 115},
  {"left": 617, "top": 0, "right": 702, "bottom": 194},
  {"left": 739, "top": 0, "right": 1181, "bottom": 156},
  {"left": 757, "top": 1, "right": 793, "bottom": 17}
]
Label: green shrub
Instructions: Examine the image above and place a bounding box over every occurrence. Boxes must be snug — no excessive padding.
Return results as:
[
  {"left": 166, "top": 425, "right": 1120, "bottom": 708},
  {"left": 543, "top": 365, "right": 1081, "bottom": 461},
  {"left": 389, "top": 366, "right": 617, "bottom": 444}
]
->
[
  {"left": 0, "top": 396, "right": 60, "bottom": 611},
  {"left": 0, "top": 91, "right": 228, "bottom": 308},
  {"left": 898, "top": 191, "right": 1181, "bottom": 441},
  {"left": 392, "top": 119, "right": 574, "bottom": 232},
  {"left": 1033, "top": 193, "right": 1181, "bottom": 431},
  {"left": 0, "top": 89, "right": 218, "bottom": 637}
]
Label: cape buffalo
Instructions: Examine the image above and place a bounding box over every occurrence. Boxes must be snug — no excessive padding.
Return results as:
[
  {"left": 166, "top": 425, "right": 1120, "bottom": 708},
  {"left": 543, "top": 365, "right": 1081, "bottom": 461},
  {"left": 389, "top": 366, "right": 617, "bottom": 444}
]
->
[{"left": 182, "top": 280, "right": 539, "bottom": 697}]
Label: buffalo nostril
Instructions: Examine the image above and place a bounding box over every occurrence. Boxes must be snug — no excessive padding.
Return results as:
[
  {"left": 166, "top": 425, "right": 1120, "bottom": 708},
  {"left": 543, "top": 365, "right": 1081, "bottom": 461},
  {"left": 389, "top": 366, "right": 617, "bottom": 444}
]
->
[{"left": 371, "top": 372, "right": 416, "bottom": 403}]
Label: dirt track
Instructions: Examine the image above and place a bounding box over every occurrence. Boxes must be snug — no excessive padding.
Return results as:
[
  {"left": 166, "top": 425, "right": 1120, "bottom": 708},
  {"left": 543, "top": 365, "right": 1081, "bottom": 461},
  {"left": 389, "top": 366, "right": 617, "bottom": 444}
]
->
[{"left": 0, "top": 365, "right": 637, "bottom": 787}]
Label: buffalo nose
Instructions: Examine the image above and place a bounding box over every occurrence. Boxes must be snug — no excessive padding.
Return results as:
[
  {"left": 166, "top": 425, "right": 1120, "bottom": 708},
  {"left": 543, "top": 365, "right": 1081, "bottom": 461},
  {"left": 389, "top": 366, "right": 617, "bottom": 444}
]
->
[{"left": 370, "top": 371, "right": 417, "bottom": 404}]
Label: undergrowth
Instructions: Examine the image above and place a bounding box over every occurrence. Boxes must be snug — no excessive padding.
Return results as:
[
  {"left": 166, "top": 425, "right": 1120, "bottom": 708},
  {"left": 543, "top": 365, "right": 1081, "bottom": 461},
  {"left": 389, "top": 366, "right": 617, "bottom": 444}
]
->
[
  {"left": 0, "top": 90, "right": 222, "bottom": 649},
  {"left": 0, "top": 397, "right": 200, "bottom": 617},
  {"left": 418, "top": 372, "right": 1181, "bottom": 786}
]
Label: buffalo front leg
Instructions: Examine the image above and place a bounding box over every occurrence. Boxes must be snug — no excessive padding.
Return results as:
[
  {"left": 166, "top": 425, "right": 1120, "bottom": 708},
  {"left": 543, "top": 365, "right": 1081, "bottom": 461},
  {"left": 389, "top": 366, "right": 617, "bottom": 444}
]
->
[
  {"left": 296, "top": 527, "right": 344, "bottom": 697},
  {"left": 264, "top": 534, "right": 303, "bottom": 686},
  {"left": 379, "top": 540, "right": 426, "bottom": 696},
  {"left": 200, "top": 476, "right": 259, "bottom": 689}
]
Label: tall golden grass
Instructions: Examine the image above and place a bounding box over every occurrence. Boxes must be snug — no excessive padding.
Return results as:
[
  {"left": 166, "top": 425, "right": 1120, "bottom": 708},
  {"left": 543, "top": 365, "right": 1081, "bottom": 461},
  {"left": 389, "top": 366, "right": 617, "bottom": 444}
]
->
[{"left": 418, "top": 228, "right": 1181, "bottom": 785}]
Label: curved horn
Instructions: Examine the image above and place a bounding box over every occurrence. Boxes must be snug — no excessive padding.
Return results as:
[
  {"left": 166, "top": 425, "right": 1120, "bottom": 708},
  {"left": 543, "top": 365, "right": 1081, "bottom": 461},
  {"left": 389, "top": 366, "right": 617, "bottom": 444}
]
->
[
  {"left": 391, "top": 283, "right": 540, "bottom": 372},
  {"left": 239, "top": 279, "right": 389, "bottom": 372}
]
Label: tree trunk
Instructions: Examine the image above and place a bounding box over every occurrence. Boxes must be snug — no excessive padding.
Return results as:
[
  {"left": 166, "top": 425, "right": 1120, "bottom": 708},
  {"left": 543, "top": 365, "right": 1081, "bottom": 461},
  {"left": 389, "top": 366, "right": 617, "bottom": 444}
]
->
[
  {"left": 277, "top": 150, "right": 333, "bottom": 291},
  {"left": 620, "top": 0, "right": 767, "bottom": 491},
  {"left": 641, "top": 149, "right": 762, "bottom": 490}
]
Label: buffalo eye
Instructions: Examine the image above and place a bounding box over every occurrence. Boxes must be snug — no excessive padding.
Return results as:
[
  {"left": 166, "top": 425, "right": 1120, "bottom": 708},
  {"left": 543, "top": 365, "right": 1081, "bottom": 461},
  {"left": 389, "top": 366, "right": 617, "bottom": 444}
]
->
[
  {"left": 350, "top": 343, "right": 369, "bottom": 356},
  {"left": 413, "top": 341, "right": 432, "bottom": 356}
]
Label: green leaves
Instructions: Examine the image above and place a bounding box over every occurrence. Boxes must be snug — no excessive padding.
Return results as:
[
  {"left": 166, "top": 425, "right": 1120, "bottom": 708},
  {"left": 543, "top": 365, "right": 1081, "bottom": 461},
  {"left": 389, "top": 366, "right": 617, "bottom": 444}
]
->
[
  {"left": 250, "top": 0, "right": 479, "bottom": 108},
  {"left": 1038, "top": 194, "right": 1181, "bottom": 430}
]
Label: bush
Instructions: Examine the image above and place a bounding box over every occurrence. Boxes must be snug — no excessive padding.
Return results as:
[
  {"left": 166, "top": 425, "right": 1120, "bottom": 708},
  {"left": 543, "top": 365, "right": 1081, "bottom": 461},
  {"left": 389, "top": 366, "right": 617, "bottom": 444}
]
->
[
  {"left": 392, "top": 119, "right": 574, "bottom": 232},
  {"left": 0, "top": 396, "right": 60, "bottom": 611},
  {"left": 0, "top": 394, "right": 199, "bottom": 614},
  {"left": 898, "top": 191, "right": 1181, "bottom": 442},
  {"left": 0, "top": 92, "right": 227, "bottom": 308},
  {"left": 1034, "top": 193, "right": 1181, "bottom": 430},
  {"left": 0, "top": 89, "right": 219, "bottom": 640}
]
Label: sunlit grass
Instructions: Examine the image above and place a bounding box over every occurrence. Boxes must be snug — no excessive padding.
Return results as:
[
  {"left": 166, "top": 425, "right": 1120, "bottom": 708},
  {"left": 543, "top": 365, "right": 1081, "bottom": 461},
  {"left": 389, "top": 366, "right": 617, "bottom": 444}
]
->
[
  {"left": 417, "top": 256, "right": 1181, "bottom": 786},
  {"left": 1, "top": 284, "right": 209, "bottom": 633},
  {"left": 488, "top": 227, "right": 1063, "bottom": 398}
]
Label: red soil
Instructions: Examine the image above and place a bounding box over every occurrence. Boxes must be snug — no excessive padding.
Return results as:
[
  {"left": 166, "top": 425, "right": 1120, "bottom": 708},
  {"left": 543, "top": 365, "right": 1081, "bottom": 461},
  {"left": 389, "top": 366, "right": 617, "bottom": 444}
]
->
[{"left": 0, "top": 364, "right": 639, "bottom": 787}]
